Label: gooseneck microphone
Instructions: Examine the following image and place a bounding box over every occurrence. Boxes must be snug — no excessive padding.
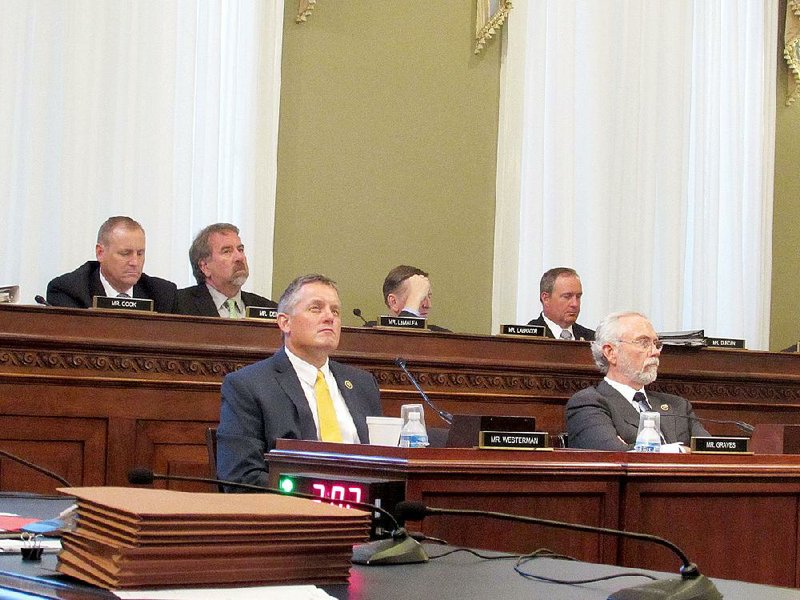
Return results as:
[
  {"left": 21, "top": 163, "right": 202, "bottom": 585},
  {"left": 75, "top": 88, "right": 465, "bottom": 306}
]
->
[
  {"left": 127, "top": 468, "right": 428, "bottom": 566},
  {"left": 352, "top": 308, "right": 369, "bottom": 326},
  {"left": 395, "top": 501, "right": 721, "bottom": 600},
  {"left": 395, "top": 357, "right": 453, "bottom": 425},
  {"left": 0, "top": 448, "right": 71, "bottom": 487},
  {"left": 671, "top": 414, "right": 755, "bottom": 435},
  {"left": 34, "top": 295, "right": 51, "bottom": 306}
]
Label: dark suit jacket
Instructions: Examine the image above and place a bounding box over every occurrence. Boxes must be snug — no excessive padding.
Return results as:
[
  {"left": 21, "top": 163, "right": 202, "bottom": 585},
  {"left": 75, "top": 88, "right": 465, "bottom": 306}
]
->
[
  {"left": 173, "top": 284, "right": 276, "bottom": 317},
  {"left": 363, "top": 310, "right": 452, "bottom": 333},
  {"left": 216, "top": 347, "right": 382, "bottom": 488},
  {"left": 527, "top": 313, "right": 595, "bottom": 341},
  {"left": 46, "top": 261, "right": 177, "bottom": 313},
  {"left": 565, "top": 379, "right": 709, "bottom": 451}
]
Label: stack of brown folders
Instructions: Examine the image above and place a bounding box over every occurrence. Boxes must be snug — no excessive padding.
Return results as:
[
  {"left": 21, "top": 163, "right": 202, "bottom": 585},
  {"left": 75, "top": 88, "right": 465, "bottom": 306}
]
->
[{"left": 56, "top": 487, "right": 370, "bottom": 589}]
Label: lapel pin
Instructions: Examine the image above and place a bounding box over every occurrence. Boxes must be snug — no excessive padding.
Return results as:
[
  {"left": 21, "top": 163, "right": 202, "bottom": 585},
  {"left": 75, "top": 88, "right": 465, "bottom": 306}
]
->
[
  {"left": 660, "top": 404, "right": 669, "bottom": 411},
  {"left": 344, "top": 380, "right": 353, "bottom": 389}
]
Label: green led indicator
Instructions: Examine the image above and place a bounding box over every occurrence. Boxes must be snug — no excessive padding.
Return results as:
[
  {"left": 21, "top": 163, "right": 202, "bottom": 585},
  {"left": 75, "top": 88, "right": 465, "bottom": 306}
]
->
[{"left": 279, "top": 477, "right": 295, "bottom": 494}]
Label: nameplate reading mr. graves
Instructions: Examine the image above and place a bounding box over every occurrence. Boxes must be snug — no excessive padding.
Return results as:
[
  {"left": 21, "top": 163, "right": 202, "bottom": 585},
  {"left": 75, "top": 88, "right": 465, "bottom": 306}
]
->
[
  {"left": 479, "top": 431, "right": 550, "bottom": 451},
  {"left": 705, "top": 337, "right": 746, "bottom": 349},
  {"left": 379, "top": 315, "right": 426, "bottom": 329},
  {"left": 92, "top": 296, "right": 153, "bottom": 312},
  {"left": 500, "top": 324, "right": 546, "bottom": 337},
  {"left": 690, "top": 436, "right": 750, "bottom": 454},
  {"left": 245, "top": 306, "right": 278, "bottom": 320}
]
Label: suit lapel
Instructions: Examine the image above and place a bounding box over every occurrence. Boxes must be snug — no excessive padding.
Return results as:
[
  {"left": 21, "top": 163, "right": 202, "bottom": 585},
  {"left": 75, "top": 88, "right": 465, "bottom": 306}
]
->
[
  {"left": 195, "top": 285, "right": 220, "bottom": 316},
  {"left": 273, "top": 348, "right": 318, "bottom": 440},
  {"left": 648, "top": 392, "right": 677, "bottom": 442},
  {"left": 89, "top": 266, "right": 105, "bottom": 304},
  {"left": 597, "top": 380, "right": 641, "bottom": 430}
]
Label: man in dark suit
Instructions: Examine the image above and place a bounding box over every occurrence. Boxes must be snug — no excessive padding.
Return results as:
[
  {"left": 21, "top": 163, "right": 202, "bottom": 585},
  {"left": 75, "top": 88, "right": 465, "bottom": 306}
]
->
[
  {"left": 46, "top": 216, "right": 176, "bottom": 312},
  {"left": 216, "top": 274, "right": 382, "bottom": 488},
  {"left": 174, "top": 223, "right": 276, "bottom": 318},
  {"left": 364, "top": 265, "right": 451, "bottom": 332},
  {"left": 528, "top": 267, "right": 594, "bottom": 341},
  {"left": 566, "top": 311, "right": 708, "bottom": 450}
]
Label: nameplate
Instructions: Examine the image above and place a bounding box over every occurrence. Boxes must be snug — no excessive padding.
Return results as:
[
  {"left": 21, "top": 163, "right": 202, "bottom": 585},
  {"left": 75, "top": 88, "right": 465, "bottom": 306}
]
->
[
  {"left": 690, "top": 436, "right": 750, "bottom": 454},
  {"left": 379, "top": 315, "right": 426, "bottom": 329},
  {"left": 245, "top": 306, "right": 278, "bottom": 320},
  {"left": 92, "top": 296, "right": 153, "bottom": 312},
  {"left": 500, "top": 324, "right": 546, "bottom": 337},
  {"left": 705, "top": 337, "right": 746, "bottom": 349},
  {"left": 479, "top": 431, "right": 550, "bottom": 450}
]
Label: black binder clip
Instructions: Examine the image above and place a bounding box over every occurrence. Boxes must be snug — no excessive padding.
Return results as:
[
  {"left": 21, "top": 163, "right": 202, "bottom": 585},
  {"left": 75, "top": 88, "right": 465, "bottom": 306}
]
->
[{"left": 20, "top": 532, "right": 44, "bottom": 561}]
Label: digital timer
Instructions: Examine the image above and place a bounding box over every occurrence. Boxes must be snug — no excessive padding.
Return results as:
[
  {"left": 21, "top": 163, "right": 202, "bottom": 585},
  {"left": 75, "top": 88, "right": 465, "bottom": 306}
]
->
[{"left": 277, "top": 472, "right": 405, "bottom": 538}]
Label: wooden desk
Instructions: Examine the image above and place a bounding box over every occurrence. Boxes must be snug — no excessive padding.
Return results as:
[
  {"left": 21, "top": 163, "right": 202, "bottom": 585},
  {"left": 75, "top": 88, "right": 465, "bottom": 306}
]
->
[
  {"left": 268, "top": 440, "right": 800, "bottom": 588},
  {"left": 2, "top": 304, "right": 800, "bottom": 494}
]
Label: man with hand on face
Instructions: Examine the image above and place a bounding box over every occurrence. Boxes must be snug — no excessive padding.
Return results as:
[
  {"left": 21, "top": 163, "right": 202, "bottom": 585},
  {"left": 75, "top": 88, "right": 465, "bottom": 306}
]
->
[
  {"left": 372, "top": 265, "right": 450, "bottom": 332},
  {"left": 46, "top": 216, "right": 176, "bottom": 312},
  {"left": 174, "top": 223, "right": 276, "bottom": 318},
  {"left": 566, "top": 311, "right": 709, "bottom": 451},
  {"left": 528, "top": 267, "right": 594, "bottom": 341},
  {"left": 215, "top": 274, "right": 383, "bottom": 488}
]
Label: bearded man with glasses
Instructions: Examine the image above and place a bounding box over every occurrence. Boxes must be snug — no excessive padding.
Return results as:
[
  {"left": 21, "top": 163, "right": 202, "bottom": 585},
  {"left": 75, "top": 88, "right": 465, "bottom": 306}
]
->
[{"left": 565, "top": 311, "right": 709, "bottom": 451}]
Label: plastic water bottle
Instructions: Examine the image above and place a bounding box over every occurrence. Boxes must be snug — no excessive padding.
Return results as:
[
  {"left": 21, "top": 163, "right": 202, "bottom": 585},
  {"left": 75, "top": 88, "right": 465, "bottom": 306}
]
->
[
  {"left": 399, "top": 412, "right": 429, "bottom": 448},
  {"left": 634, "top": 418, "right": 661, "bottom": 453}
]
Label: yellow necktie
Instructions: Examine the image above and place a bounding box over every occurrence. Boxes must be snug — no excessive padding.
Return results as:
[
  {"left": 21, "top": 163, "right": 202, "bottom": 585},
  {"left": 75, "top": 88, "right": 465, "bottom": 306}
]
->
[{"left": 314, "top": 370, "right": 342, "bottom": 442}]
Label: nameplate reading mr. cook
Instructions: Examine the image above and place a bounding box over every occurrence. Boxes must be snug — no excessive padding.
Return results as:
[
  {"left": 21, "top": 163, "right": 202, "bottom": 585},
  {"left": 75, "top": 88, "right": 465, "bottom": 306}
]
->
[
  {"left": 690, "top": 436, "right": 750, "bottom": 454},
  {"left": 479, "top": 431, "right": 550, "bottom": 450},
  {"left": 92, "top": 296, "right": 153, "bottom": 312},
  {"left": 500, "top": 324, "right": 546, "bottom": 337},
  {"left": 379, "top": 315, "right": 426, "bottom": 329},
  {"left": 246, "top": 306, "right": 278, "bottom": 320}
]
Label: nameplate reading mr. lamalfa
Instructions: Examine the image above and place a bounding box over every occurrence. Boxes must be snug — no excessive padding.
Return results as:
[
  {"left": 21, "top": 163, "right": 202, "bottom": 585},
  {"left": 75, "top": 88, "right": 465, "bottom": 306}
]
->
[
  {"left": 378, "top": 315, "right": 426, "bottom": 329},
  {"left": 500, "top": 324, "right": 546, "bottom": 337},
  {"left": 245, "top": 306, "right": 278, "bottom": 320},
  {"left": 92, "top": 296, "right": 153, "bottom": 312},
  {"left": 479, "top": 431, "right": 550, "bottom": 450},
  {"left": 690, "top": 436, "right": 750, "bottom": 454}
]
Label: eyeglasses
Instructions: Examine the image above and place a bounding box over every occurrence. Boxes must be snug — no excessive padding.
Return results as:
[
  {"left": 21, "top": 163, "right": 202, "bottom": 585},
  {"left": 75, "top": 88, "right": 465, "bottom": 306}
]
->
[{"left": 616, "top": 337, "right": 663, "bottom": 351}]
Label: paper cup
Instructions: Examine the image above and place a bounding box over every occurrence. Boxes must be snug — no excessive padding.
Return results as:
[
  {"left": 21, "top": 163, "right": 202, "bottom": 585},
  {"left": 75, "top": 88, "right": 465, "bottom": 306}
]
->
[{"left": 366, "top": 416, "right": 403, "bottom": 446}]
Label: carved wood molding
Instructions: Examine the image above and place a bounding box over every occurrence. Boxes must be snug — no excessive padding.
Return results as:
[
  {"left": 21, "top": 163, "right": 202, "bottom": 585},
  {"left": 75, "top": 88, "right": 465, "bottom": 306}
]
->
[{"left": 0, "top": 349, "right": 246, "bottom": 379}]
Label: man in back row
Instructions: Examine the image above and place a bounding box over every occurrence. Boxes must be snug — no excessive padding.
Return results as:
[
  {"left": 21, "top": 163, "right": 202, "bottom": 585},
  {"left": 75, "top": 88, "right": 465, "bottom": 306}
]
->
[
  {"left": 377, "top": 265, "right": 450, "bottom": 332},
  {"left": 528, "top": 267, "right": 594, "bottom": 341},
  {"left": 46, "top": 216, "right": 177, "bottom": 311},
  {"left": 174, "top": 223, "right": 276, "bottom": 318}
]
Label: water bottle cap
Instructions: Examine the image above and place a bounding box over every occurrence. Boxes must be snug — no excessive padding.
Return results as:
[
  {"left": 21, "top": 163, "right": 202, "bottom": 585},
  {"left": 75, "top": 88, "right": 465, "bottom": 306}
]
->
[{"left": 644, "top": 419, "right": 655, "bottom": 428}]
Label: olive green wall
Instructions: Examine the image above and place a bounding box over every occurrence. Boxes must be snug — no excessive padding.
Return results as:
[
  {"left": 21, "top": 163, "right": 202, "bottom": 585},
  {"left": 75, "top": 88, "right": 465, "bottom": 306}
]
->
[
  {"left": 273, "top": 1, "right": 500, "bottom": 334},
  {"left": 771, "top": 4, "right": 800, "bottom": 351}
]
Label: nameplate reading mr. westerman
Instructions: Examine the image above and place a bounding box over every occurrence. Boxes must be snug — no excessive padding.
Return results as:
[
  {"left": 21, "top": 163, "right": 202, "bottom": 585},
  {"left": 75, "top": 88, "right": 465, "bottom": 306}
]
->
[
  {"left": 379, "top": 315, "right": 426, "bottom": 329},
  {"left": 92, "top": 296, "right": 154, "bottom": 312},
  {"left": 245, "top": 306, "right": 278, "bottom": 320}
]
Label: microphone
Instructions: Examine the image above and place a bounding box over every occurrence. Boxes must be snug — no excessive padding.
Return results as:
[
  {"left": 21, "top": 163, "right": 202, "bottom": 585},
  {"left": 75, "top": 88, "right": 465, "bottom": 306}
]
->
[
  {"left": 0, "top": 448, "right": 71, "bottom": 487},
  {"left": 394, "top": 357, "right": 453, "bottom": 425},
  {"left": 395, "top": 501, "right": 721, "bottom": 600},
  {"left": 671, "top": 414, "right": 755, "bottom": 435},
  {"left": 127, "top": 468, "right": 428, "bottom": 566},
  {"left": 34, "top": 295, "right": 51, "bottom": 306},
  {"left": 352, "top": 307, "right": 369, "bottom": 325}
]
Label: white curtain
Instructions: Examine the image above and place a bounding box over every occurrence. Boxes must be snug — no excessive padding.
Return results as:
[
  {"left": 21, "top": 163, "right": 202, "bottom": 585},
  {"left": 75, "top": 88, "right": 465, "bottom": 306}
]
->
[
  {"left": 493, "top": 0, "right": 777, "bottom": 349},
  {"left": 0, "top": 0, "right": 284, "bottom": 301}
]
